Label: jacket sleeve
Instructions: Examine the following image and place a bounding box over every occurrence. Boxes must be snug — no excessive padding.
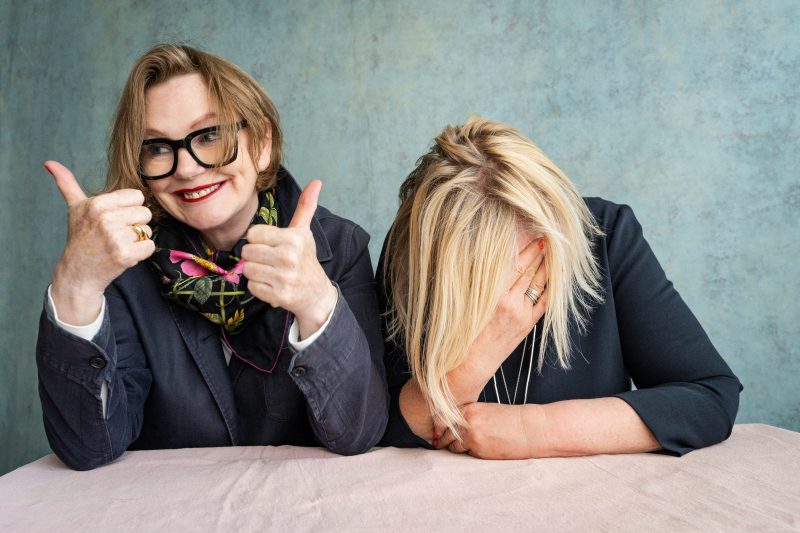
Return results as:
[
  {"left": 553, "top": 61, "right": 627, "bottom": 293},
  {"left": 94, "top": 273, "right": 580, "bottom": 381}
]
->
[
  {"left": 286, "top": 224, "right": 389, "bottom": 455},
  {"left": 606, "top": 204, "right": 743, "bottom": 455},
  {"left": 36, "top": 287, "right": 152, "bottom": 470}
]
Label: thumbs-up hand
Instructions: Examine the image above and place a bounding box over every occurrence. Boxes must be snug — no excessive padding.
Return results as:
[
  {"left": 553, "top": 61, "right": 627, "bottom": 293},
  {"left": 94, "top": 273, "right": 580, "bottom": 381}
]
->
[
  {"left": 46, "top": 160, "right": 155, "bottom": 325},
  {"left": 242, "top": 180, "right": 338, "bottom": 341}
]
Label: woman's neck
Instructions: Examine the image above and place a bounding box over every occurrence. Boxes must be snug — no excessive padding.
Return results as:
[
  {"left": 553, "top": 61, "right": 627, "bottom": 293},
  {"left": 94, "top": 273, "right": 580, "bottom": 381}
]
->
[{"left": 199, "top": 193, "right": 260, "bottom": 252}]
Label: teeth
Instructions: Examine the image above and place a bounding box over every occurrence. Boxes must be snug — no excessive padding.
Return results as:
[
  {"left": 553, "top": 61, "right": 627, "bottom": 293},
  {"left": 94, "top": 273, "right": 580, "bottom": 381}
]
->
[{"left": 182, "top": 183, "right": 221, "bottom": 199}]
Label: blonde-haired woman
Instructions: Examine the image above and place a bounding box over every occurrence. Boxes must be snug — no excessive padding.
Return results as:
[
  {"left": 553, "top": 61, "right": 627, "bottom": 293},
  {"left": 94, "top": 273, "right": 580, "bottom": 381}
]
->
[
  {"left": 38, "top": 44, "right": 387, "bottom": 470},
  {"left": 380, "top": 117, "right": 741, "bottom": 458}
]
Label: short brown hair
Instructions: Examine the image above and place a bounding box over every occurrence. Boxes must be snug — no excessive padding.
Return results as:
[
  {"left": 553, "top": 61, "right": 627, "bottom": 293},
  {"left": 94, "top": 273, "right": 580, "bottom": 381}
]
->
[{"left": 105, "top": 44, "right": 283, "bottom": 218}]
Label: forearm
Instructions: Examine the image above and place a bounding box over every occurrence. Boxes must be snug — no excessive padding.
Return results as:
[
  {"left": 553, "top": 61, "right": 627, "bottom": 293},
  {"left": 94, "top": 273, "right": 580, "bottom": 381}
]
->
[
  {"left": 528, "top": 397, "right": 661, "bottom": 457},
  {"left": 398, "top": 379, "right": 435, "bottom": 441},
  {"left": 292, "top": 292, "right": 388, "bottom": 454},
  {"left": 37, "top": 292, "right": 151, "bottom": 470},
  {"left": 398, "top": 366, "right": 490, "bottom": 442}
]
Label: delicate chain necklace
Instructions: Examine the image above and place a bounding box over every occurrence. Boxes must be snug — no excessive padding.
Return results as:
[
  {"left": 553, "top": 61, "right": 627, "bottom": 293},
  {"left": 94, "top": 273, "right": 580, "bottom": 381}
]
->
[{"left": 490, "top": 325, "right": 537, "bottom": 405}]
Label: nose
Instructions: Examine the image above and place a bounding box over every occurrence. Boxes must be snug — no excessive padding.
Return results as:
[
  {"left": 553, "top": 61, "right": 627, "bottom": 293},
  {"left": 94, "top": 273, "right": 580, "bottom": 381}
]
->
[{"left": 173, "top": 146, "right": 205, "bottom": 180}]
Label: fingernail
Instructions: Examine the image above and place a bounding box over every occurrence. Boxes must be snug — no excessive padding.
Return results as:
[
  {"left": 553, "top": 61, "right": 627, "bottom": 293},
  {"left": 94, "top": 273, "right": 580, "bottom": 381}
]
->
[
  {"left": 538, "top": 240, "right": 545, "bottom": 250},
  {"left": 432, "top": 433, "right": 439, "bottom": 448},
  {"left": 44, "top": 164, "right": 53, "bottom": 176}
]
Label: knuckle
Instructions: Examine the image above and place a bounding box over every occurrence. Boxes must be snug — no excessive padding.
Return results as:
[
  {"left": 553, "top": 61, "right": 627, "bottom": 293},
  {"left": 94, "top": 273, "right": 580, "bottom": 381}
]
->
[
  {"left": 98, "top": 209, "right": 116, "bottom": 226},
  {"left": 290, "top": 231, "right": 306, "bottom": 248},
  {"left": 246, "top": 227, "right": 263, "bottom": 242},
  {"left": 497, "top": 298, "right": 513, "bottom": 315},
  {"left": 86, "top": 198, "right": 104, "bottom": 218},
  {"left": 284, "top": 249, "right": 300, "bottom": 266},
  {"left": 110, "top": 247, "right": 129, "bottom": 266}
]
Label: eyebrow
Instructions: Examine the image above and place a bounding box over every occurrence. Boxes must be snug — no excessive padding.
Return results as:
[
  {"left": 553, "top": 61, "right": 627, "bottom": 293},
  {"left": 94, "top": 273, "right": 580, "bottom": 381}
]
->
[{"left": 144, "top": 112, "right": 218, "bottom": 137}]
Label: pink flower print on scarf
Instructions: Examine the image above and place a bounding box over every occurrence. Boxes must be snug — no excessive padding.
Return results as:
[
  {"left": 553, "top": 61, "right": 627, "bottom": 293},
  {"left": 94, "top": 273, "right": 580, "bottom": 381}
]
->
[{"left": 169, "top": 250, "right": 246, "bottom": 285}]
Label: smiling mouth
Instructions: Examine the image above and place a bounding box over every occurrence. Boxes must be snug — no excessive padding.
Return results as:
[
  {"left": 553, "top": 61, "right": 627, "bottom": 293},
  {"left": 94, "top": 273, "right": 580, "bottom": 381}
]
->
[{"left": 175, "top": 182, "right": 225, "bottom": 202}]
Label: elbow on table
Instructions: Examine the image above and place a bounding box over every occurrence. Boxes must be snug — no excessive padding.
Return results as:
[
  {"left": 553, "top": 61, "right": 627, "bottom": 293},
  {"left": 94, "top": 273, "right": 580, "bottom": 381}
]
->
[
  {"left": 324, "top": 404, "right": 389, "bottom": 456},
  {"left": 327, "top": 419, "right": 388, "bottom": 456},
  {"left": 713, "top": 374, "right": 743, "bottom": 440},
  {"left": 47, "top": 435, "right": 117, "bottom": 471},
  {"left": 677, "top": 374, "right": 743, "bottom": 454},
  {"left": 58, "top": 451, "right": 111, "bottom": 472}
]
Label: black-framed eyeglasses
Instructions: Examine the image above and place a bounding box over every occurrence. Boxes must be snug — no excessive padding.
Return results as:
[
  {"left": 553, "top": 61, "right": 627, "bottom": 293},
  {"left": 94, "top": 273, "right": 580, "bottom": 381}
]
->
[{"left": 138, "top": 120, "right": 248, "bottom": 180}]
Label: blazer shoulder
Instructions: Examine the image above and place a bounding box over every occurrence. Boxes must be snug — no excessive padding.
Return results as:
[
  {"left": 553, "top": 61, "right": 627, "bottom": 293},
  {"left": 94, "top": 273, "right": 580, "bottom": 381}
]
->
[
  {"left": 314, "top": 205, "right": 371, "bottom": 254},
  {"left": 583, "top": 197, "right": 640, "bottom": 235}
]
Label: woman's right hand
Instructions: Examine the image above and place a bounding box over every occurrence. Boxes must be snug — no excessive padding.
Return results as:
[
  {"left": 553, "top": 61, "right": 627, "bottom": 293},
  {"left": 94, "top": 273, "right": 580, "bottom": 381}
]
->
[
  {"left": 446, "top": 237, "right": 549, "bottom": 403},
  {"left": 46, "top": 161, "right": 155, "bottom": 325},
  {"left": 402, "top": 238, "right": 549, "bottom": 443}
]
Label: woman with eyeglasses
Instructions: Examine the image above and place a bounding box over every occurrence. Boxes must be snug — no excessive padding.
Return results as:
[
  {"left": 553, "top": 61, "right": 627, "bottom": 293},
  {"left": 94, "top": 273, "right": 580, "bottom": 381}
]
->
[
  {"left": 379, "top": 117, "right": 741, "bottom": 458},
  {"left": 38, "top": 44, "right": 388, "bottom": 470}
]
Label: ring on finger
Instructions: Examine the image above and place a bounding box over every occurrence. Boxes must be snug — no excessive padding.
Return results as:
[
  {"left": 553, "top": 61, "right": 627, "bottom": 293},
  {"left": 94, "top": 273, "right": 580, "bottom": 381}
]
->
[
  {"left": 525, "top": 286, "right": 541, "bottom": 305},
  {"left": 132, "top": 224, "right": 149, "bottom": 242}
]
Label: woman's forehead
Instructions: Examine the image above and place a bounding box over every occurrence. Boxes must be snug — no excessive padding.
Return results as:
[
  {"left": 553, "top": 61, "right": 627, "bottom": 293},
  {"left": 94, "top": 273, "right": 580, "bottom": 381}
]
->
[{"left": 144, "top": 73, "right": 215, "bottom": 135}]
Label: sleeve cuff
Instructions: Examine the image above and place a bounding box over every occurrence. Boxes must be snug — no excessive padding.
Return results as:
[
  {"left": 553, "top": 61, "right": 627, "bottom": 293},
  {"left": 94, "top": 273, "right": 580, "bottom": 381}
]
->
[
  {"left": 288, "top": 287, "right": 339, "bottom": 352},
  {"left": 47, "top": 284, "right": 106, "bottom": 341}
]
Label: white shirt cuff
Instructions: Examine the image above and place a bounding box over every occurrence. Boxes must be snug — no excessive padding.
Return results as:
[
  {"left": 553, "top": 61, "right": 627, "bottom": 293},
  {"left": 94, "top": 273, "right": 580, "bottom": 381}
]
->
[
  {"left": 47, "top": 284, "right": 106, "bottom": 341},
  {"left": 288, "top": 289, "right": 339, "bottom": 352}
]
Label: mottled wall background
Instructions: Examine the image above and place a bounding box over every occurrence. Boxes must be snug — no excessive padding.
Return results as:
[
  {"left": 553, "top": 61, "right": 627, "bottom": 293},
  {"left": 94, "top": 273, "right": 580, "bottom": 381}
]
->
[{"left": 1, "top": 0, "right": 798, "bottom": 475}]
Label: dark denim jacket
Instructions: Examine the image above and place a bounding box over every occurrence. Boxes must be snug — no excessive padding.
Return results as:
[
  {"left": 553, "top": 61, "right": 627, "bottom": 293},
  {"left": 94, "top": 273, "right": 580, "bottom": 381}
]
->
[{"left": 37, "top": 168, "right": 389, "bottom": 470}]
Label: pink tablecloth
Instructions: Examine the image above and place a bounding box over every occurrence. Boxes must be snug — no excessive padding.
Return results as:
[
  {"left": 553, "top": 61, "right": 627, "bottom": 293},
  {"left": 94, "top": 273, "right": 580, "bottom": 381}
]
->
[{"left": 1, "top": 424, "right": 798, "bottom": 532}]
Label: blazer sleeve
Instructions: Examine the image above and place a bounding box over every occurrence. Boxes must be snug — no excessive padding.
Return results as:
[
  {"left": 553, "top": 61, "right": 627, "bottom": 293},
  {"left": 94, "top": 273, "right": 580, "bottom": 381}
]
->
[
  {"left": 286, "top": 223, "right": 389, "bottom": 454},
  {"left": 605, "top": 204, "right": 743, "bottom": 455},
  {"left": 36, "top": 286, "right": 152, "bottom": 470}
]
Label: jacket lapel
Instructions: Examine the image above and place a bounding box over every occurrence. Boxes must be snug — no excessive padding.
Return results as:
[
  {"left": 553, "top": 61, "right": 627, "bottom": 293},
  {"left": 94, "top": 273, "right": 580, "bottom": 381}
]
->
[{"left": 169, "top": 302, "right": 240, "bottom": 444}]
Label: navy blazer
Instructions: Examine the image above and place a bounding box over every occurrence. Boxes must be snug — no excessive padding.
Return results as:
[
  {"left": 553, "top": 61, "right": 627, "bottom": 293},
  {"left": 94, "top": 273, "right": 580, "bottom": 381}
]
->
[
  {"left": 37, "top": 168, "right": 389, "bottom": 470},
  {"left": 380, "top": 198, "right": 742, "bottom": 455}
]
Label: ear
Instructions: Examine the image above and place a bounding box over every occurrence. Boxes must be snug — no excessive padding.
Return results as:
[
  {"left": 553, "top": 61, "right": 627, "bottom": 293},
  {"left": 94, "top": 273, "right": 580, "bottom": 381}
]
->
[{"left": 256, "top": 121, "right": 272, "bottom": 172}]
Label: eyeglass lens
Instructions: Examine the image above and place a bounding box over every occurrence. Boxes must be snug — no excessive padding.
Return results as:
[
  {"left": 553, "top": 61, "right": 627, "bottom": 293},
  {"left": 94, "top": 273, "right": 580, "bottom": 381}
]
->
[{"left": 139, "top": 128, "right": 233, "bottom": 178}]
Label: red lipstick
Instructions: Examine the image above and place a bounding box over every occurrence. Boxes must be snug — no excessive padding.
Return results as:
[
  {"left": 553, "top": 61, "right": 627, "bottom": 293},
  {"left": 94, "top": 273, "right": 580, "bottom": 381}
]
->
[{"left": 174, "top": 181, "right": 226, "bottom": 203}]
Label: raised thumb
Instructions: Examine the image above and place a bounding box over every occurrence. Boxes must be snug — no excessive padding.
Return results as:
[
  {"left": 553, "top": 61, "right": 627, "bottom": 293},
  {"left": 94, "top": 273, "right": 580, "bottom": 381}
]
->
[
  {"left": 45, "top": 160, "right": 88, "bottom": 207},
  {"left": 288, "top": 180, "right": 322, "bottom": 229}
]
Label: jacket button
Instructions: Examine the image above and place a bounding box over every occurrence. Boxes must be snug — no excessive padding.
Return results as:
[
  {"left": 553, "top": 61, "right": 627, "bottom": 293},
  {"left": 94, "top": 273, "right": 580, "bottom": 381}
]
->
[
  {"left": 89, "top": 356, "right": 106, "bottom": 369},
  {"left": 291, "top": 366, "right": 306, "bottom": 377}
]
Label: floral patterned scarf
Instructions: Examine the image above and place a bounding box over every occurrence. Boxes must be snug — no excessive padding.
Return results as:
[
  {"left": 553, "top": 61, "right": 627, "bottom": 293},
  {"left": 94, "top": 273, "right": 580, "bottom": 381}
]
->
[{"left": 150, "top": 191, "right": 289, "bottom": 372}]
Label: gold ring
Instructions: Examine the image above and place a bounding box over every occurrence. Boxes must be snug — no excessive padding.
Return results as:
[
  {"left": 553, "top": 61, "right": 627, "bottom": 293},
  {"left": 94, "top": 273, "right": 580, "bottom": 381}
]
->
[
  {"left": 524, "top": 287, "right": 541, "bottom": 305},
  {"left": 132, "top": 224, "right": 148, "bottom": 242}
]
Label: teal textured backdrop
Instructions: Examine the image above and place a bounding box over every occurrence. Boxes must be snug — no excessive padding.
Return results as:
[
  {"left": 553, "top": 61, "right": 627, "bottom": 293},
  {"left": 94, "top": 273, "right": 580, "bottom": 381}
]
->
[{"left": 1, "top": 1, "right": 798, "bottom": 475}]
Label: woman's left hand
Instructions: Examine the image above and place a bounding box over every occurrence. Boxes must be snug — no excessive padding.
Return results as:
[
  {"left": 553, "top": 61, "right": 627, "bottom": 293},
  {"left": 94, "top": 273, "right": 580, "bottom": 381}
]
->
[
  {"left": 436, "top": 403, "right": 547, "bottom": 459},
  {"left": 242, "top": 180, "right": 338, "bottom": 340}
]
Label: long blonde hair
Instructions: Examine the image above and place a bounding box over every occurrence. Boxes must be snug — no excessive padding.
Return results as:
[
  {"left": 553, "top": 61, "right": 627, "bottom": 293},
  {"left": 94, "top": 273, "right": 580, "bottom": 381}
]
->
[
  {"left": 385, "top": 117, "right": 604, "bottom": 435},
  {"left": 106, "top": 44, "right": 283, "bottom": 218}
]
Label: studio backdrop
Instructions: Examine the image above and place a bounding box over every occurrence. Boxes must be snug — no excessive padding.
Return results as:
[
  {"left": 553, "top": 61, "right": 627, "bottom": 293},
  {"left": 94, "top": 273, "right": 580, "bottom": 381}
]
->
[{"left": 1, "top": 0, "right": 798, "bottom": 475}]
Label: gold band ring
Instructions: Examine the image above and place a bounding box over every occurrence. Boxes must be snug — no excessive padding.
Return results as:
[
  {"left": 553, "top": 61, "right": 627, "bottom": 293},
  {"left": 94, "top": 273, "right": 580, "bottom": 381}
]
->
[
  {"left": 132, "top": 224, "right": 148, "bottom": 242},
  {"left": 524, "top": 287, "right": 541, "bottom": 305}
]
